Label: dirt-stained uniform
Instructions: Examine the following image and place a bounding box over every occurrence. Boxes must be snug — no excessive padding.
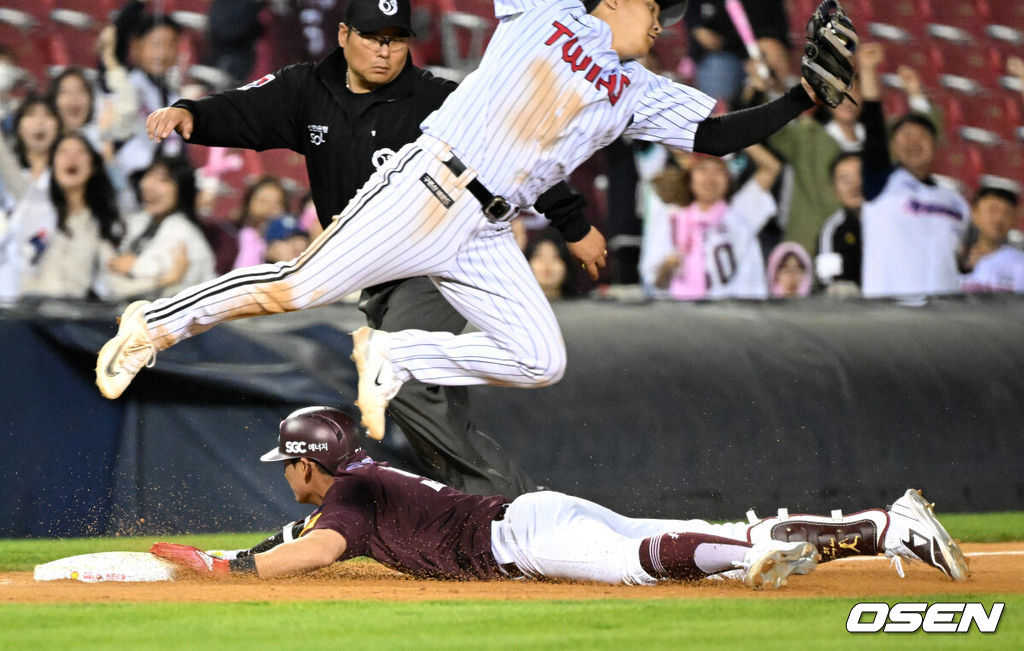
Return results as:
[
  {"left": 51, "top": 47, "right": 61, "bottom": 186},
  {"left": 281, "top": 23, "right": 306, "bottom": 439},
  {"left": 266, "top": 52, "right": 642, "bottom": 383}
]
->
[{"left": 173, "top": 49, "right": 588, "bottom": 496}]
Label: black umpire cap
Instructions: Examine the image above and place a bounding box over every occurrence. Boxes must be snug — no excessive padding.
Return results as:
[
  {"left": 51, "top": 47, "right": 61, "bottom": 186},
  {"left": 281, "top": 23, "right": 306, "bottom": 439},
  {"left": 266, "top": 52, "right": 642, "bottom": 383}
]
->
[
  {"left": 344, "top": 0, "right": 415, "bottom": 36},
  {"left": 260, "top": 406, "right": 363, "bottom": 473}
]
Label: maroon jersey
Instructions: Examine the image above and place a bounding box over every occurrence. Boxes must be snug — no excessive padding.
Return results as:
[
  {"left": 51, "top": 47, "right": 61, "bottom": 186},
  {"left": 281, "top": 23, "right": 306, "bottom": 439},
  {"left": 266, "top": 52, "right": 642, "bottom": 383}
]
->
[{"left": 308, "top": 454, "right": 509, "bottom": 580}]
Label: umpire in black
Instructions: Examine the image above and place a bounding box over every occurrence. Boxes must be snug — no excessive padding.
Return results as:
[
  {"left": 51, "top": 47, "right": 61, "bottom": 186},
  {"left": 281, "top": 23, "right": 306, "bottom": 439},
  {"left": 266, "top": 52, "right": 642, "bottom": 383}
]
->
[{"left": 145, "top": 0, "right": 594, "bottom": 496}]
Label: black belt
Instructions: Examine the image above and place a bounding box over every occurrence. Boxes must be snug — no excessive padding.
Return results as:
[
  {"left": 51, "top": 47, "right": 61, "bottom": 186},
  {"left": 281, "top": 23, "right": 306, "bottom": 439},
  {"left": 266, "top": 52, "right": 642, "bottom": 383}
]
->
[{"left": 441, "top": 154, "right": 514, "bottom": 222}]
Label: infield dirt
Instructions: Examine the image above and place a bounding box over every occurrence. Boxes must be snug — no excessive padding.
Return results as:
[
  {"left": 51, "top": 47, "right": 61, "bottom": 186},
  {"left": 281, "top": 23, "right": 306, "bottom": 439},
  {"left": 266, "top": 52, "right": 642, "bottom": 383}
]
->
[{"left": 2, "top": 543, "right": 1021, "bottom": 603}]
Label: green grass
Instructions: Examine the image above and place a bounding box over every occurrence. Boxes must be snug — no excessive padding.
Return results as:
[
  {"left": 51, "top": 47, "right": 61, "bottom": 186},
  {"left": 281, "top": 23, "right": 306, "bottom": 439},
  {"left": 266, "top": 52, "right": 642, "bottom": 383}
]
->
[
  {"left": 938, "top": 512, "right": 1024, "bottom": 543},
  {"left": 1, "top": 513, "right": 1020, "bottom": 649},
  {"left": 0, "top": 597, "right": 1019, "bottom": 650},
  {"left": 0, "top": 533, "right": 269, "bottom": 572}
]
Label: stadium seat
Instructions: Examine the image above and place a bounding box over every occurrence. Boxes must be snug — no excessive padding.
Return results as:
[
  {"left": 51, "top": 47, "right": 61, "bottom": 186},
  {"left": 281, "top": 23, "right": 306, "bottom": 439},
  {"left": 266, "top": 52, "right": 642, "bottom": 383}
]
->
[
  {"left": 985, "top": 1, "right": 1024, "bottom": 31},
  {"left": 872, "top": 40, "right": 941, "bottom": 88},
  {"left": 49, "top": 10, "right": 102, "bottom": 71},
  {"left": 926, "top": 0, "right": 989, "bottom": 40},
  {"left": 939, "top": 91, "right": 1022, "bottom": 142},
  {"left": 840, "top": 0, "right": 873, "bottom": 22},
  {"left": 440, "top": 11, "right": 490, "bottom": 75},
  {"left": 0, "top": 20, "right": 53, "bottom": 87},
  {"left": 867, "top": 0, "right": 928, "bottom": 39},
  {"left": 53, "top": 0, "right": 116, "bottom": 24},
  {"left": 450, "top": 0, "right": 495, "bottom": 21},
  {"left": 934, "top": 42, "right": 1002, "bottom": 90},
  {"left": 1, "top": 0, "right": 53, "bottom": 26},
  {"left": 977, "top": 142, "right": 1024, "bottom": 186},
  {"left": 931, "top": 138, "right": 983, "bottom": 189}
]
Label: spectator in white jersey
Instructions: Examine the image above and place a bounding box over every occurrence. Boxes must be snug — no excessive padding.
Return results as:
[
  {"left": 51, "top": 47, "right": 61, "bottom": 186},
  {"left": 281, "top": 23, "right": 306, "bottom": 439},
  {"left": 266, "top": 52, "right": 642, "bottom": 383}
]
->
[
  {"left": 656, "top": 145, "right": 782, "bottom": 300},
  {"left": 857, "top": 43, "right": 969, "bottom": 299},
  {"left": 959, "top": 186, "right": 1024, "bottom": 294},
  {"left": 108, "top": 2, "right": 186, "bottom": 175},
  {"left": 98, "top": 0, "right": 845, "bottom": 441}
]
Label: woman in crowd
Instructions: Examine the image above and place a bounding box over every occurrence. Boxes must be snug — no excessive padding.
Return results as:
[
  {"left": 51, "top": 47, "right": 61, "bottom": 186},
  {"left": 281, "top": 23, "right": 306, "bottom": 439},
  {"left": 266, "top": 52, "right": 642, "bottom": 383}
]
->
[
  {"left": 48, "top": 68, "right": 99, "bottom": 142},
  {"left": 97, "top": 155, "right": 214, "bottom": 300},
  {"left": 657, "top": 146, "right": 781, "bottom": 300},
  {"left": 21, "top": 133, "right": 122, "bottom": 298},
  {"left": 232, "top": 176, "right": 291, "bottom": 270},
  {"left": 525, "top": 228, "right": 578, "bottom": 301},
  {"left": 0, "top": 95, "right": 62, "bottom": 301}
]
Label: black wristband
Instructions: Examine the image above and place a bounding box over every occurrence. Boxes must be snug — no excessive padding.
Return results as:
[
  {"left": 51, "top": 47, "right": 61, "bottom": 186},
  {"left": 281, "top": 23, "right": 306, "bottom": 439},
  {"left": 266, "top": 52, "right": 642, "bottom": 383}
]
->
[{"left": 228, "top": 555, "right": 258, "bottom": 576}]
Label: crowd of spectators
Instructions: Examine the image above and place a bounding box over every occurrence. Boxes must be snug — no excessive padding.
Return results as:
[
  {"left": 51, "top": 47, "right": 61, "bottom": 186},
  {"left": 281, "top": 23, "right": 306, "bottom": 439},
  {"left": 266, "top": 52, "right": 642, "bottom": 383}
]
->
[{"left": 0, "top": 0, "right": 1021, "bottom": 308}]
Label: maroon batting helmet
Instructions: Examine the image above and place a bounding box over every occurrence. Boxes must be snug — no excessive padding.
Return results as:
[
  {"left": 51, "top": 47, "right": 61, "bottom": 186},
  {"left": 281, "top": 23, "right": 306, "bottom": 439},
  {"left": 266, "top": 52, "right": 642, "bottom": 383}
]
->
[{"left": 260, "top": 406, "right": 363, "bottom": 473}]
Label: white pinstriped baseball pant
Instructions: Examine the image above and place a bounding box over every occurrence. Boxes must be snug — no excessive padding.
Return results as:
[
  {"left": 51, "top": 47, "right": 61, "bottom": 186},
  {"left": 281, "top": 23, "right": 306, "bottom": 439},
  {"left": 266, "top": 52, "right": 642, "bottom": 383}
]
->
[{"left": 142, "top": 135, "right": 566, "bottom": 388}]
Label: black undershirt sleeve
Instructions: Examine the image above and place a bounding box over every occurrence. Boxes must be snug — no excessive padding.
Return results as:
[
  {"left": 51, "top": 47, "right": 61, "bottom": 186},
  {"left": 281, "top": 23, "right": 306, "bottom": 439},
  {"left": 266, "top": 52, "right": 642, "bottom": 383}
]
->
[{"left": 692, "top": 85, "right": 816, "bottom": 156}]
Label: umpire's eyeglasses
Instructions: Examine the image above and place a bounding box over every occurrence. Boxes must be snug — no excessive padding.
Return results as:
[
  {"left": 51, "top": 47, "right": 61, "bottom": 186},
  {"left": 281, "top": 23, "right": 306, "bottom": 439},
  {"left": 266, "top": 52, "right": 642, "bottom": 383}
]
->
[{"left": 352, "top": 28, "right": 410, "bottom": 52}]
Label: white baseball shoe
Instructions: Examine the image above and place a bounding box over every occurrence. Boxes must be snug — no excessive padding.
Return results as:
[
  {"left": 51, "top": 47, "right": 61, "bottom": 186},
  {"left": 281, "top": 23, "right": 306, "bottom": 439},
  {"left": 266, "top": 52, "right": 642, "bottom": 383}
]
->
[
  {"left": 350, "top": 326, "right": 402, "bottom": 441},
  {"left": 737, "top": 540, "right": 819, "bottom": 590},
  {"left": 884, "top": 489, "right": 970, "bottom": 581},
  {"left": 95, "top": 300, "right": 156, "bottom": 399}
]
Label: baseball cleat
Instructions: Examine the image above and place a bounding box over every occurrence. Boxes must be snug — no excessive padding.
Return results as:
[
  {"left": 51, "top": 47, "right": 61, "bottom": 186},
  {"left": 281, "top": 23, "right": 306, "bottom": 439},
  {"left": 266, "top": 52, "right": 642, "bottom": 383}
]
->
[
  {"left": 95, "top": 300, "right": 156, "bottom": 399},
  {"left": 350, "top": 326, "right": 402, "bottom": 441},
  {"left": 738, "top": 541, "right": 819, "bottom": 590},
  {"left": 884, "top": 489, "right": 970, "bottom": 581}
]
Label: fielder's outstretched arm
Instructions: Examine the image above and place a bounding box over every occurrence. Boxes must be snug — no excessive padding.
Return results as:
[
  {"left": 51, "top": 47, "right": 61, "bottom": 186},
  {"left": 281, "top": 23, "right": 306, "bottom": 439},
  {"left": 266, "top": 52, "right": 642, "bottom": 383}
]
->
[{"left": 691, "top": 84, "right": 817, "bottom": 156}]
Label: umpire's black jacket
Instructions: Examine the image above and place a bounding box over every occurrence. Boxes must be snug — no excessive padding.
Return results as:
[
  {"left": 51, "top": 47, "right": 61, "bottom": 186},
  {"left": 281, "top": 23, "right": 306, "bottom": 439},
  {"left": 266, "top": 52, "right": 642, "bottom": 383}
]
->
[{"left": 173, "top": 49, "right": 587, "bottom": 237}]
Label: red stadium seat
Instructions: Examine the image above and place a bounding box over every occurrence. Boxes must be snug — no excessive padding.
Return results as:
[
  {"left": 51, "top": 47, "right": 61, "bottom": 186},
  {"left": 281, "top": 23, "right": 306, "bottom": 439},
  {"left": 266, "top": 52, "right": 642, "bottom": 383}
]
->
[
  {"left": 2, "top": 0, "right": 54, "bottom": 26},
  {"left": 867, "top": 0, "right": 928, "bottom": 39},
  {"left": 985, "top": 1, "right": 1024, "bottom": 30},
  {"left": 977, "top": 142, "right": 1024, "bottom": 185},
  {"left": 932, "top": 139, "right": 983, "bottom": 189},
  {"left": 49, "top": 14, "right": 103, "bottom": 71},
  {"left": 450, "top": 0, "right": 495, "bottom": 21},
  {"left": 939, "top": 91, "right": 1022, "bottom": 142},
  {"left": 927, "top": 0, "right": 989, "bottom": 39},
  {"left": 874, "top": 40, "right": 942, "bottom": 88},
  {"left": 934, "top": 42, "right": 1002, "bottom": 90},
  {"left": 53, "top": 0, "right": 117, "bottom": 24},
  {"left": 841, "top": 0, "right": 873, "bottom": 23},
  {"left": 0, "top": 21, "right": 53, "bottom": 87}
]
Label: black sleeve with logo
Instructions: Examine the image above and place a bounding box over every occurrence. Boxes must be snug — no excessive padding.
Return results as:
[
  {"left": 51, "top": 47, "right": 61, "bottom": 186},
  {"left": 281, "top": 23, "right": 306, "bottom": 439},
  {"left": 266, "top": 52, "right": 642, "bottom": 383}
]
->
[{"left": 172, "top": 64, "right": 311, "bottom": 153}]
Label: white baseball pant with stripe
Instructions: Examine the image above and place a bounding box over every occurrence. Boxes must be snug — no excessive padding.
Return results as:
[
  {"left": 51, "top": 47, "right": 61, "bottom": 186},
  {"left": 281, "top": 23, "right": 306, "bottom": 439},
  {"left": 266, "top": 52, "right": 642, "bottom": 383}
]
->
[
  {"left": 490, "top": 492, "right": 750, "bottom": 585},
  {"left": 142, "top": 134, "right": 566, "bottom": 388}
]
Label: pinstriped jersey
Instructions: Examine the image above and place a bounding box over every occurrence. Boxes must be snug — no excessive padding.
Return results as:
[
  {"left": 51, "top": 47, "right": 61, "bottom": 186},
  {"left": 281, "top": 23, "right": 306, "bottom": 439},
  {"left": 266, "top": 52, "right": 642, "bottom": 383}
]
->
[{"left": 420, "top": 0, "right": 716, "bottom": 207}]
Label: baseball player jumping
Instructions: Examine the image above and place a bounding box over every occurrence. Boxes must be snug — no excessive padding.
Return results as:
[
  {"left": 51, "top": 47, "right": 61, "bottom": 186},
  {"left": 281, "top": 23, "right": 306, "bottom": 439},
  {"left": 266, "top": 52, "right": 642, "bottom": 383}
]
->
[
  {"left": 150, "top": 406, "right": 970, "bottom": 586},
  {"left": 97, "top": 0, "right": 860, "bottom": 440}
]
